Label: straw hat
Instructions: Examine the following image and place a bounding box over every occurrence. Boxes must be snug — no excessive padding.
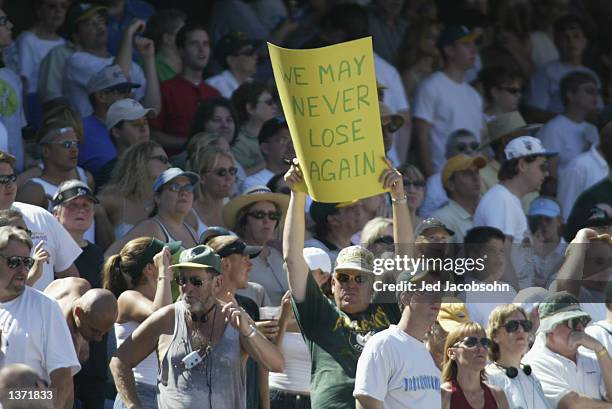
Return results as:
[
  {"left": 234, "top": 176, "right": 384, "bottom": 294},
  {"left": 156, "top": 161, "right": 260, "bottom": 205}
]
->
[
  {"left": 222, "top": 185, "right": 290, "bottom": 229},
  {"left": 482, "top": 111, "right": 541, "bottom": 148}
]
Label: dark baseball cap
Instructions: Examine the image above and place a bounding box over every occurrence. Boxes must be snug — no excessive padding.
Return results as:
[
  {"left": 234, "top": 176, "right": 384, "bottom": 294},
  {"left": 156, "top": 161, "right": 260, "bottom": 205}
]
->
[
  {"left": 437, "top": 25, "right": 481, "bottom": 49},
  {"left": 214, "top": 236, "right": 262, "bottom": 259},
  {"left": 64, "top": 3, "right": 107, "bottom": 37},
  {"left": 258, "top": 116, "right": 288, "bottom": 144},
  {"left": 214, "top": 31, "right": 263, "bottom": 67},
  {"left": 309, "top": 200, "right": 357, "bottom": 226},
  {"left": 52, "top": 180, "right": 99, "bottom": 207},
  {"left": 415, "top": 218, "right": 455, "bottom": 237}
]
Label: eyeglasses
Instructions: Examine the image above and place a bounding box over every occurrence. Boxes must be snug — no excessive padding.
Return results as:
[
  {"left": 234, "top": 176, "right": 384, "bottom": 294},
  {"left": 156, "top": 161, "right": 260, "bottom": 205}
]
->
[
  {"left": 499, "top": 86, "right": 522, "bottom": 95},
  {"left": 0, "top": 173, "right": 16, "bottom": 185},
  {"left": 0, "top": 255, "right": 35, "bottom": 269},
  {"left": 334, "top": 272, "right": 368, "bottom": 284},
  {"left": 211, "top": 167, "right": 238, "bottom": 177},
  {"left": 150, "top": 155, "right": 170, "bottom": 165},
  {"left": 52, "top": 140, "right": 79, "bottom": 149},
  {"left": 504, "top": 319, "right": 533, "bottom": 333},
  {"left": 176, "top": 275, "right": 204, "bottom": 288},
  {"left": 564, "top": 316, "right": 590, "bottom": 330},
  {"left": 373, "top": 235, "right": 394, "bottom": 245},
  {"left": 454, "top": 336, "right": 492, "bottom": 349},
  {"left": 165, "top": 183, "right": 195, "bottom": 193},
  {"left": 247, "top": 210, "right": 281, "bottom": 221},
  {"left": 456, "top": 141, "right": 479, "bottom": 152},
  {"left": 0, "top": 16, "right": 10, "bottom": 27},
  {"left": 403, "top": 180, "right": 425, "bottom": 189},
  {"left": 258, "top": 98, "right": 276, "bottom": 107}
]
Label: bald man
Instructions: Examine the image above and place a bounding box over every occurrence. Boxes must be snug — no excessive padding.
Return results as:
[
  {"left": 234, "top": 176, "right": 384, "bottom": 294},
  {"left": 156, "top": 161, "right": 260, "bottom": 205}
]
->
[
  {"left": 0, "top": 364, "right": 52, "bottom": 409},
  {"left": 44, "top": 277, "right": 118, "bottom": 363}
]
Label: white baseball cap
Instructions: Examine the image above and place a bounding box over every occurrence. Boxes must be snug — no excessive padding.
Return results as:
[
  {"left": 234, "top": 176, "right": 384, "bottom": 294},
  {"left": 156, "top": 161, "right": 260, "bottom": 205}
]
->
[
  {"left": 504, "top": 136, "right": 558, "bottom": 160},
  {"left": 303, "top": 247, "right": 332, "bottom": 274},
  {"left": 105, "top": 99, "right": 157, "bottom": 129}
]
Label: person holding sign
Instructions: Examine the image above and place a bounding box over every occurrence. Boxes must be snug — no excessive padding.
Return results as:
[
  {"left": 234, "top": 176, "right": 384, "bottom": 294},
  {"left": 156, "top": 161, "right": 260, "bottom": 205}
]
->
[{"left": 282, "top": 157, "right": 412, "bottom": 409}]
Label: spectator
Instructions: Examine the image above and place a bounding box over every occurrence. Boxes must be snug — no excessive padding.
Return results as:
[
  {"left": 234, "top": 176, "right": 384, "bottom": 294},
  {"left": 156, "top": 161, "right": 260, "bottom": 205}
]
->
[
  {"left": 244, "top": 117, "right": 293, "bottom": 190},
  {"left": 527, "top": 15, "right": 602, "bottom": 116},
  {"left": 523, "top": 292, "right": 612, "bottom": 409},
  {"left": 103, "top": 237, "right": 178, "bottom": 409},
  {"left": 398, "top": 163, "right": 426, "bottom": 227},
  {"left": 413, "top": 25, "right": 484, "bottom": 177},
  {"left": 433, "top": 154, "right": 487, "bottom": 243},
  {"left": 106, "top": 98, "right": 156, "bottom": 156},
  {"left": 101, "top": 0, "right": 155, "bottom": 57},
  {"left": 529, "top": 0, "right": 567, "bottom": 67},
  {"left": 485, "top": 304, "right": 553, "bottom": 409},
  {"left": 283, "top": 158, "right": 410, "bottom": 409},
  {"left": 142, "top": 9, "right": 186, "bottom": 82},
  {"left": 190, "top": 97, "right": 238, "bottom": 146},
  {"left": 537, "top": 70, "right": 599, "bottom": 177},
  {"left": 230, "top": 82, "right": 278, "bottom": 175},
  {"left": 353, "top": 270, "right": 442, "bottom": 409},
  {"left": 206, "top": 31, "right": 261, "bottom": 98},
  {"left": 0, "top": 151, "right": 81, "bottom": 291},
  {"left": 474, "top": 136, "right": 556, "bottom": 243},
  {"left": 441, "top": 322, "right": 510, "bottom": 409},
  {"left": 360, "top": 217, "right": 393, "bottom": 259},
  {"left": 302, "top": 246, "right": 332, "bottom": 299},
  {"left": 367, "top": 0, "right": 408, "bottom": 66},
  {"left": 585, "top": 284, "right": 612, "bottom": 360},
  {"left": 0, "top": 226, "right": 80, "bottom": 408},
  {"left": 414, "top": 218, "right": 453, "bottom": 269},
  {"left": 478, "top": 65, "right": 524, "bottom": 122},
  {"left": 223, "top": 186, "right": 289, "bottom": 304},
  {"left": 149, "top": 23, "right": 221, "bottom": 157},
  {"left": 513, "top": 287, "right": 552, "bottom": 335},
  {"left": 105, "top": 167, "right": 200, "bottom": 256},
  {"left": 421, "top": 129, "right": 480, "bottom": 217},
  {"left": 15, "top": 0, "right": 67, "bottom": 127},
  {"left": 109, "top": 244, "right": 284, "bottom": 409},
  {"left": 96, "top": 141, "right": 170, "bottom": 248}
]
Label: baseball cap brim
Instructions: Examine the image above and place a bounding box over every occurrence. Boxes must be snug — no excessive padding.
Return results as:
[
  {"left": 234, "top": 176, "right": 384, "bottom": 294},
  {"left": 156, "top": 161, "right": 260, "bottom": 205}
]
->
[
  {"left": 334, "top": 264, "right": 374, "bottom": 275},
  {"left": 538, "top": 309, "right": 591, "bottom": 333},
  {"left": 243, "top": 245, "right": 262, "bottom": 258},
  {"left": 73, "top": 6, "right": 107, "bottom": 26},
  {"left": 169, "top": 262, "right": 219, "bottom": 270}
]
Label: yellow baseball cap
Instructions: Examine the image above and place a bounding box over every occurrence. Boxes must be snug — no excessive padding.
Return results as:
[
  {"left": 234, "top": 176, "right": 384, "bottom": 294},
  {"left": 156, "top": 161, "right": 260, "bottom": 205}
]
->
[{"left": 442, "top": 154, "right": 487, "bottom": 188}]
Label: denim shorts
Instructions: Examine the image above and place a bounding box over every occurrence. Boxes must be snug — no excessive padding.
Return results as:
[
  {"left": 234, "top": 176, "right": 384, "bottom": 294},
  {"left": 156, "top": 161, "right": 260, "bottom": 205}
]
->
[{"left": 113, "top": 382, "right": 158, "bottom": 409}]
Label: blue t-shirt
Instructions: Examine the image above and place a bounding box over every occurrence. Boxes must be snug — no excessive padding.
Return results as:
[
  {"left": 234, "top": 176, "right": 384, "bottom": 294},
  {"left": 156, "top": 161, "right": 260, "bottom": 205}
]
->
[{"left": 79, "top": 115, "right": 117, "bottom": 172}]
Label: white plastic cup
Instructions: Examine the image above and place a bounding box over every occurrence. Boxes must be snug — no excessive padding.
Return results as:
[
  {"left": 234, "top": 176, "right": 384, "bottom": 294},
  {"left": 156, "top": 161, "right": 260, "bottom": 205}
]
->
[{"left": 259, "top": 306, "right": 282, "bottom": 320}]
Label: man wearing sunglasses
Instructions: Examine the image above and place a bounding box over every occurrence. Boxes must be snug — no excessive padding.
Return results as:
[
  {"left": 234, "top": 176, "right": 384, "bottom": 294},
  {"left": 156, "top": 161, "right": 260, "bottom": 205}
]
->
[
  {"left": 523, "top": 292, "right": 612, "bottom": 409},
  {"left": 110, "top": 245, "right": 284, "bottom": 409},
  {"left": 0, "top": 226, "right": 80, "bottom": 409}
]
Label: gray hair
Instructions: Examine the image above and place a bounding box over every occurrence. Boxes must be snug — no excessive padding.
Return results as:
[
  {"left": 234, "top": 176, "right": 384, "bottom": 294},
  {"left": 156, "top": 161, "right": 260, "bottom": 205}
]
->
[
  {"left": 445, "top": 129, "right": 477, "bottom": 159},
  {"left": 0, "top": 226, "right": 32, "bottom": 251}
]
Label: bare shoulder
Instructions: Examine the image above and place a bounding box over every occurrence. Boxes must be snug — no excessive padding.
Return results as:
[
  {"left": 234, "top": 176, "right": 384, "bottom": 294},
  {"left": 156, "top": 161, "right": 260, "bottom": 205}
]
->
[{"left": 44, "top": 277, "right": 91, "bottom": 297}]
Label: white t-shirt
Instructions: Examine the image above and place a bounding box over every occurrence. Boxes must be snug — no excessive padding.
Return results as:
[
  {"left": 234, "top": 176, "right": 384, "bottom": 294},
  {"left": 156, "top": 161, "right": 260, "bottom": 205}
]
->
[
  {"left": 205, "top": 69, "right": 240, "bottom": 99},
  {"left": 537, "top": 114, "right": 599, "bottom": 173},
  {"left": 12, "top": 202, "right": 82, "bottom": 291},
  {"left": 16, "top": 31, "right": 65, "bottom": 94},
  {"left": 0, "top": 286, "right": 80, "bottom": 381},
  {"left": 413, "top": 71, "right": 483, "bottom": 173},
  {"left": 585, "top": 321, "right": 612, "bottom": 358},
  {"left": 353, "top": 325, "right": 441, "bottom": 409},
  {"left": 269, "top": 331, "right": 311, "bottom": 394},
  {"left": 523, "top": 333, "right": 607, "bottom": 409},
  {"left": 420, "top": 171, "right": 447, "bottom": 218},
  {"left": 557, "top": 145, "right": 609, "bottom": 220},
  {"left": 0, "top": 68, "right": 27, "bottom": 172},
  {"left": 63, "top": 52, "right": 146, "bottom": 117},
  {"left": 244, "top": 168, "right": 275, "bottom": 190},
  {"left": 473, "top": 184, "right": 527, "bottom": 242},
  {"left": 485, "top": 363, "right": 554, "bottom": 409},
  {"left": 529, "top": 31, "right": 559, "bottom": 68}
]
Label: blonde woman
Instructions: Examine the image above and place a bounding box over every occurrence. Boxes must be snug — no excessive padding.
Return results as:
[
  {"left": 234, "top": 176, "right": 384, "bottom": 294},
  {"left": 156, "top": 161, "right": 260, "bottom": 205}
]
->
[{"left": 399, "top": 163, "right": 426, "bottom": 227}]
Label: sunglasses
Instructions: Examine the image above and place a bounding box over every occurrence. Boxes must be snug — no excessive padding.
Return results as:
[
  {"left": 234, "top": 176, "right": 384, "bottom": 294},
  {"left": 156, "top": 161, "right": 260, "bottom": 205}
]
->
[
  {"left": 247, "top": 210, "right": 281, "bottom": 221},
  {"left": 334, "top": 272, "right": 368, "bottom": 284},
  {"left": 0, "top": 255, "right": 35, "bottom": 269},
  {"left": 499, "top": 86, "right": 522, "bottom": 95},
  {"left": 176, "top": 275, "right": 204, "bottom": 288},
  {"left": 403, "top": 180, "right": 425, "bottom": 189},
  {"left": 504, "top": 319, "right": 533, "bottom": 333},
  {"left": 373, "top": 235, "right": 394, "bottom": 245},
  {"left": 456, "top": 141, "right": 479, "bottom": 152},
  {"left": 0, "top": 173, "right": 16, "bottom": 185},
  {"left": 105, "top": 85, "right": 132, "bottom": 95},
  {"left": 52, "top": 140, "right": 79, "bottom": 149},
  {"left": 211, "top": 167, "right": 238, "bottom": 177},
  {"left": 564, "top": 316, "right": 590, "bottom": 330},
  {"left": 150, "top": 155, "right": 170, "bottom": 165},
  {"left": 166, "top": 183, "right": 195, "bottom": 193},
  {"left": 0, "top": 16, "right": 10, "bottom": 27},
  {"left": 454, "top": 336, "right": 492, "bottom": 349}
]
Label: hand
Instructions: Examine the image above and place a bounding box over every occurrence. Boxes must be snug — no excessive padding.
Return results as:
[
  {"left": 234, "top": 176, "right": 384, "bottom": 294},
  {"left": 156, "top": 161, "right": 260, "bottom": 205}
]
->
[
  {"left": 134, "top": 36, "right": 155, "bottom": 59},
  {"left": 573, "top": 228, "right": 601, "bottom": 244},
  {"left": 284, "top": 158, "right": 307, "bottom": 193},
  {"left": 379, "top": 157, "right": 404, "bottom": 200},
  {"left": 153, "top": 246, "right": 171, "bottom": 274},
  {"left": 32, "top": 240, "right": 49, "bottom": 264},
  {"left": 278, "top": 290, "right": 293, "bottom": 327},
  {"left": 221, "top": 293, "right": 253, "bottom": 336},
  {"left": 125, "top": 18, "right": 146, "bottom": 36},
  {"left": 256, "top": 320, "right": 279, "bottom": 341},
  {"left": 568, "top": 331, "right": 603, "bottom": 352}
]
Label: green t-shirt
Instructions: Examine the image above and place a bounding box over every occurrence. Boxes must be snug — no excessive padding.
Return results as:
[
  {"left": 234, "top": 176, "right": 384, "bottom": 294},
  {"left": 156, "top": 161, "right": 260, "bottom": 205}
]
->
[
  {"left": 565, "top": 178, "right": 612, "bottom": 241},
  {"left": 292, "top": 274, "right": 400, "bottom": 409},
  {"left": 231, "top": 127, "right": 265, "bottom": 170},
  {"left": 154, "top": 54, "right": 177, "bottom": 83}
]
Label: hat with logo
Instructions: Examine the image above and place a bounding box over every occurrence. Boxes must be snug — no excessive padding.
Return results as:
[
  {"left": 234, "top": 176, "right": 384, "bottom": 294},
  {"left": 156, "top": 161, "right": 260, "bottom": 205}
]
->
[
  {"left": 65, "top": 3, "right": 107, "bottom": 37},
  {"left": 334, "top": 245, "right": 374, "bottom": 274},
  {"left": 86, "top": 65, "right": 141, "bottom": 95},
  {"left": 482, "top": 111, "right": 541, "bottom": 148},
  {"left": 106, "top": 99, "right": 157, "bottom": 129},
  {"left": 152, "top": 168, "right": 200, "bottom": 193},
  {"left": 170, "top": 245, "right": 222, "bottom": 274},
  {"left": 537, "top": 292, "right": 591, "bottom": 333},
  {"left": 258, "top": 116, "right": 288, "bottom": 144},
  {"left": 415, "top": 217, "right": 455, "bottom": 237},
  {"left": 52, "top": 180, "right": 99, "bottom": 206},
  {"left": 504, "top": 136, "right": 558, "bottom": 160},
  {"left": 442, "top": 154, "right": 487, "bottom": 188},
  {"left": 437, "top": 302, "right": 471, "bottom": 333},
  {"left": 207, "top": 235, "right": 262, "bottom": 259},
  {"left": 437, "top": 25, "right": 481, "bottom": 49},
  {"left": 527, "top": 197, "right": 561, "bottom": 218},
  {"left": 303, "top": 247, "right": 332, "bottom": 274},
  {"left": 215, "top": 31, "right": 263, "bottom": 67}
]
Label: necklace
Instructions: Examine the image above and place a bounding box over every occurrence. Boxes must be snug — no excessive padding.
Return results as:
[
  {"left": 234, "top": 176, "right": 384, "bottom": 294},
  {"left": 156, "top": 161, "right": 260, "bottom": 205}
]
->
[{"left": 190, "top": 303, "right": 217, "bottom": 323}]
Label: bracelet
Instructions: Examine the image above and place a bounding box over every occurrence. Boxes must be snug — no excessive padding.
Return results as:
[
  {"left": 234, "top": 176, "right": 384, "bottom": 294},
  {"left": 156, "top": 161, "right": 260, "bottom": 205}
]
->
[
  {"left": 596, "top": 348, "right": 608, "bottom": 358},
  {"left": 391, "top": 195, "right": 407, "bottom": 205},
  {"left": 244, "top": 323, "right": 257, "bottom": 338}
]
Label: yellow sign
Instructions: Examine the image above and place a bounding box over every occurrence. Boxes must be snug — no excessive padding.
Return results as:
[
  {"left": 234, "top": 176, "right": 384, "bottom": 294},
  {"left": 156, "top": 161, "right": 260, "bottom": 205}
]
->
[{"left": 269, "top": 38, "right": 386, "bottom": 202}]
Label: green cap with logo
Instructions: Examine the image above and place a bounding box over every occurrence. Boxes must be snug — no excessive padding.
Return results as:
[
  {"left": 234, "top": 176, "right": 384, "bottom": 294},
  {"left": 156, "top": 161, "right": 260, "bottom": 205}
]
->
[
  {"left": 170, "top": 245, "right": 222, "bottom": 274},
  {"left": 537, "top": 292, "right": 591, "bottom": 333}
]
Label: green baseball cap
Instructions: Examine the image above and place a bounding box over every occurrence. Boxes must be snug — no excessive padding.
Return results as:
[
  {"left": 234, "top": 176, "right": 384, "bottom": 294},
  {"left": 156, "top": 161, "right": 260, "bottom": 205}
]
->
[
  {"left": 537, "top": 292, "right": 591, "bottom": 333},
  {"left": 170, "top": 245, "right": 221, "bottom": 274}
]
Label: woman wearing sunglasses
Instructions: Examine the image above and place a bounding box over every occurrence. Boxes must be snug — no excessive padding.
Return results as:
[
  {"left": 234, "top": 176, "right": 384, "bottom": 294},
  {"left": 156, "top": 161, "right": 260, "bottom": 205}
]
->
[
  {"left": 103, "top": 237, "right": 176, "bottom": 409},
  {"left": 104, "top": 168, "right": 199, "bottom": 257},
  {"left": 487, "top": 304, "right": 552, "bottom": 409},
  {"left": 223, "top": 185, "right": 289, "bottom": 304},
  {"left": 442, "top": 322, "right": 510, "bottom": 409},
  {"left": 97, "top": 141, "right": 170, "bottom": 249},
  {"left": 398, "top": 163, "right": 426, "bottom": 227}
]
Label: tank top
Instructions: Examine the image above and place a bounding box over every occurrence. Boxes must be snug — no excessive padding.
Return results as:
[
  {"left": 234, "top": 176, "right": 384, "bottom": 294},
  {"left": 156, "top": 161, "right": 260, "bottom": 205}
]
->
[
  {"left": 114, "top": 321, "right": 159, "bottom": 386},
  {"left": 152, "top": 217, "right": 198, "bottom": 245},
  {"left": 190, "top": 208, "right": 208, "bottom": 239},
  {"left": 268, "top": 332, "right": 311, "bottom": 394},
  {"left": 157, "top": 301, "right": 246, "bottom": 409},
  {"left": 450, "top": 380, "right": 498, "bottom": 409}
]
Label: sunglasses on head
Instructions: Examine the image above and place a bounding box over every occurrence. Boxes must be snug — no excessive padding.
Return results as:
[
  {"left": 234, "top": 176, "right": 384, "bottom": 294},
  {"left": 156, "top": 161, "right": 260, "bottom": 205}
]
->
[
  {"left": 166, "top": 183, "right": 195, "bottom": 193},
  {"left": 0, "top": 173, "right": 16, "bottom": 185},
  {"left": 564, "top": 316, "right": 590, "bottom": 330},
  {"left": 373, "top": 235, "right": 394, "bottom": 245},
  {"left": 334, "top": 272, "right": 368, "bottom": 284},
  {"left": 247, "top": 210, "right": 280, "bottom": 221},
  {"left": 0, "top": 255, "right": 35, "bottom": 269},
  {"left": 454, "top": 336, "right": 492, "bottom": 349},
  {"left": 150, "top": 155, "right": 170, "bottom": 165},
  {"left": 456, "top": 141, "right": 479, "bottom": 152},
  {"left": 211, "top": 167, "right": 238, "bottom": 177},
  {"left": 52, "top": 140, "right": 79, "bottom": 149},
  {"left": 175, "top": 275, "right": 205, "bottom": 288},
  {"left": 504, "top": 319, "right": 533, "bottom": 333}
]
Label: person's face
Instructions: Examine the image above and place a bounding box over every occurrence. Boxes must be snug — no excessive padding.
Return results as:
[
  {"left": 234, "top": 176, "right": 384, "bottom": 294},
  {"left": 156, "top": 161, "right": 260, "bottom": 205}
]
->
[
  {"left": 0, "top": 162, "right": 17, "bottom": 210},
  {"left": 249, "top": 91, "right": 278, "bottom": 123},
  {"left": 75, "top": 309, "right": 114, "bottom": 342},
  {"left": 181, "top": 29, "right": 210, "bottom": 70},
  {"left": 244, "top": 201, "right": 279, "bottom": 244},
  {"left": 447, "top": 134, "right": 478, "bottom": 157},
  {"left": 38, "top": 0, "right": 68, "bottom": 30},
  {"left": 448, "top": 166, "right": 481, "bottom": 199},
  {"left": 332, "top": 269, "right": 374, "bottom": 314},
  {"left": 224, "top": 252, "right": 251, "bottom": 290},
  {"left": 75, "top": 12, "right": 106, "bottom": 49},
  {"left": 446, "top": 40, "right": 477, "bottom": 70},
  {"left": 448, "top": 330, "right": 489, "bottom": 371},
  {"left": 0, "top": 240, "right": 30, "bottom": 300},
  {"left": 146, "top": 147, "right": 171, "bottom": 181},
  {"left": 261, "top": 128, "right": 293, "bottom": 166},
  {"left": 492, "top": 311, "right": 531, "bottom": 358},
  {"left": 202, "top": 155, "right": 235, "bottom": 199},
  {"left": 0, "top": 10, "right": 13, "bottom": 48},
  {"left": 43, "top": 129, "right": 79, "bottom": 169},
  {"left": 330, "top": 203, "right": 361, "bottom": 235},
  {"left": 97, "top": 85, "right": 133, "bottom": 109},
  {"left": 556, "top": 27, "right": 586, "bottom": 60},
  {"left": 416, "top": 227, "right": 450, "bottom": 259},
  {"left": 480, "top": 238, "right": 506, "bottom": 281},
  {"left": 157, "top": 175, "right": 194, "bottom": 215},
  {"left": 520, "top": 156, "right": 549, "bottom": 192},
  {"left": 406, "top": 286, "right": 442, "bottom": 327},
  {"left": 548, "top": 316, "right": 589, "bottom": 358},
  {"left": 204, "top": 106, "right": 235, "bottom": 143},
  {"left": 419, "top": 25, "right": 440, "bottom": 57},
  {"left": 569, "top": 82, "right": 599, "bottom": 113},
  {"left": 534, "top": 216, "right": 561, "bottom": 243},
  {"left": 56, "top": 197, "right": 95, "bottom": 232},
  {"left": 402, "top": 175, "right": 425, "bottom": 211},
  {"left": 491, "top": 79, "right": 522, "bottom": 112},
  {"left": 177, "top": 267, "right": 216, "bottom": 313},
  {"left": 114, "top": 117, "right": 150, "bottom": 147},
  {"left": 228, "top": 45, "right": 258, "bottom": 76}
]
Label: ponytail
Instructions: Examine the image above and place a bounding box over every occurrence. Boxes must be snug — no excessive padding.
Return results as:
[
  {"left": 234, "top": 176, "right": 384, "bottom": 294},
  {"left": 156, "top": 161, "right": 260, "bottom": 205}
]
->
[{"left": 103, "top": 254, "right": 129, "bottom": 298}]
